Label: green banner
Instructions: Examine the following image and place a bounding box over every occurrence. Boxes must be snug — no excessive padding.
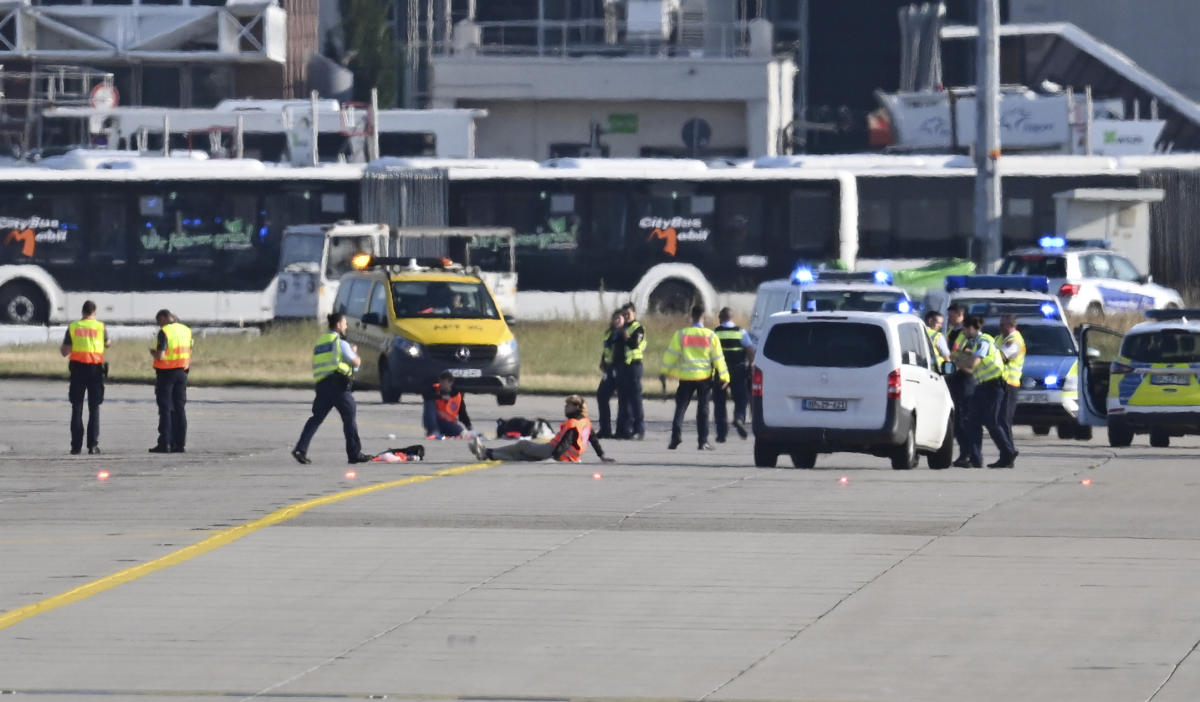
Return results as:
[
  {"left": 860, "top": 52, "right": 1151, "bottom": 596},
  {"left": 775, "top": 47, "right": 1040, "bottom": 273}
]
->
[{"left": 607, "top": 113, "right": 638, "bottom": 134}]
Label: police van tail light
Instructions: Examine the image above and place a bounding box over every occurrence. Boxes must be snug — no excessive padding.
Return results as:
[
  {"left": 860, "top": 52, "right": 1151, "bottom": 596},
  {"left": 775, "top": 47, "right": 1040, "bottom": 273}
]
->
[
  {"left": 887, "top": 369, "right": 902, "bottom": 399},
  {"left": 751, "top": 366, "right": 763, "bottom": 397},
  {"left": 1110, "top": 361, "right": 1135, "bottom": 375},
  {"left": 1060, "top": 283, "right": 1081, "bottom": 297}
]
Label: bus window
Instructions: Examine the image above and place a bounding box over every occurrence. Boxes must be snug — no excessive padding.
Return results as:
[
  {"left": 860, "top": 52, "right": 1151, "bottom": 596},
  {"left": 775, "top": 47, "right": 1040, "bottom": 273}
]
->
[
  {"left": 788, "top": 189, "right": 835, "bottom": 255},
  {"left": 588, "top": 190, "right": 628, "bottom": 250},
  {"left": 0, "top": 190, "right": 83, "bottom": 268},
  {"left": 716, "top": 191, "right": 763, "bottom": 256}
]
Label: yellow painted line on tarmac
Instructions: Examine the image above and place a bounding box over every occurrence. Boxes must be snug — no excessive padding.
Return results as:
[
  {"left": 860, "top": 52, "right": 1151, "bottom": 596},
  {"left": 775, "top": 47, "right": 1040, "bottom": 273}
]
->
[{"left": 0, "top": 460, "right": 500, "bottom": 632}]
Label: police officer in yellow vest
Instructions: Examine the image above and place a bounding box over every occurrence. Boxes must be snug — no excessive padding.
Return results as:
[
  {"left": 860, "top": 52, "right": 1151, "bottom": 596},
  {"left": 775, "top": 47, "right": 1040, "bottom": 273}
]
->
[
  {"left": 923, "top": 309, "right": 950, "bottom": 367},
  {"left": 292, "top": 312, "right": 371, "bottom": 465},
  {"left": 595, "top": 309, "right": 625, "bottom": 438},
  {"left": 997, "top": 313, "right": 1026, "bottom": 458},
  {"left": 952, "top": 315, "right": 1016, "bottom": 468},
  {"left": 615, "top": 302, "right": 647, "bottom": 439},
  {"left": 60, "top": 300, "right": 111, "bottom": 455},
  {"left": 712, "top": 307, "right": 754, "bottom": 442},
  {"left": 148, "top": 309, "right": 192, "bottom": 453},
  {"left": 661, "top": 305, "right": 730, "bottom": 450}
]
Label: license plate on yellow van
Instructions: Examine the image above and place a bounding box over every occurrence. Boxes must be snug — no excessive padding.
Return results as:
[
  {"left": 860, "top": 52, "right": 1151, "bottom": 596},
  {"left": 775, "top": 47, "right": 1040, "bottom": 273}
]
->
[
  {"left": 449, "top": 368, "right": 482, "bottom": 378},
  {"left": 803, "top": 398, "right": 847, "bottom": 411}
]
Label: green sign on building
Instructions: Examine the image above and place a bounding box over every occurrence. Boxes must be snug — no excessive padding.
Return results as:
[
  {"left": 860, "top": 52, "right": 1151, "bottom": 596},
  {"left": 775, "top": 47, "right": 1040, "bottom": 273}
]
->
[{"left": 607, "top": 113, "right": 639, "bottom": 134}]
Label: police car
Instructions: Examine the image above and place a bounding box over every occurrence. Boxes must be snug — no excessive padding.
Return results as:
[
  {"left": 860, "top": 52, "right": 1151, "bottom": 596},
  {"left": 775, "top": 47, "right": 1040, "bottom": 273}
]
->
[
  {"left": 749, "top": 267, "right": 916, "bottom": 343},
  {"left": 998, "top": 237, "right": 1183, "bottom": 319},
  {"left": 972, "top": 301, "right": 1089, "bottom": 441},
  {"left": 943, "top": 274, "right": 1066, "bottom": 321},
  {"left": 1078, "top": 309, "right": 1200, "bottom": 447}
]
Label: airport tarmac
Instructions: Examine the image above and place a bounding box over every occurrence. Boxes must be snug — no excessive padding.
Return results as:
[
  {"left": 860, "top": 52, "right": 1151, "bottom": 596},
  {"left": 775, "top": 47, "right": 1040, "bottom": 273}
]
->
[{"left": 2, "top": 379, "right": 1199, "bottom": 702}]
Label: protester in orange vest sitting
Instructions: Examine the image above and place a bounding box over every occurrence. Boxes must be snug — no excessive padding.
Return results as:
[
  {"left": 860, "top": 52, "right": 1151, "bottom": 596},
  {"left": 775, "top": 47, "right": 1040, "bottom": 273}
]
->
[
  {"left": 468, "top": 395, "right": 614, "bottom": 463},
  {"left": 60, "top": 299, "right": 111, "bottom": 455},
  {"left": 148, "top": 308, "right": 192, "bottom": 454},
  {"left": 422, "top": 371, "right": 474, "bottom": 439}
]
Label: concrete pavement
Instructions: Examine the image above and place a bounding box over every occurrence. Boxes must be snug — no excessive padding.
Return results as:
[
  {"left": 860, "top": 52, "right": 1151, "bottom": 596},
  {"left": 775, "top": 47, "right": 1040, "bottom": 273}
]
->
[{"left": 1, "top": 380, "right": 1198, "bottom": 702}]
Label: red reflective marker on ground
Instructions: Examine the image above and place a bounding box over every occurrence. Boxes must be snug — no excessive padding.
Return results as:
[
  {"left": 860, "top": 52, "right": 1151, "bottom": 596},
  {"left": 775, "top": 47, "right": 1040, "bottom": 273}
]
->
[
  {"left": 96, "top": 470, "right": 110, "bottom": 482},
  {"left": 839, "top": 476, "right": 849, "bottom": 485},
  {"left": 345, "top": 470, "right": 357, "bottom": 480}
]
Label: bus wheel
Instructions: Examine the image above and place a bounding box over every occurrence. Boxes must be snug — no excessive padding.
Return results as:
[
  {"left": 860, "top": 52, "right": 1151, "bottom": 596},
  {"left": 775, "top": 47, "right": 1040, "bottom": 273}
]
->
[
  {"left": 648, "top": 280, "right": 699, "bottom": 315},
  {"left": 379, "top": 360, "right": 401, "bottom": 403},
  {"left": 0, "top": 282, "right": 48, "bottom": 324}
]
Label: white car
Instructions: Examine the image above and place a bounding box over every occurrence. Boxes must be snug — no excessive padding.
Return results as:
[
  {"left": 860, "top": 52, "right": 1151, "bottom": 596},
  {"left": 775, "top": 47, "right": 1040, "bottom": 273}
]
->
[
  {"left": 751, "top": 309, "right": 955, "bottom": 470},
  {"left": 748, "top": 268, "right": 915, "bottom": 344},
  {"left": 998, "top": 240, "right": 1182, "bottom": 319}
]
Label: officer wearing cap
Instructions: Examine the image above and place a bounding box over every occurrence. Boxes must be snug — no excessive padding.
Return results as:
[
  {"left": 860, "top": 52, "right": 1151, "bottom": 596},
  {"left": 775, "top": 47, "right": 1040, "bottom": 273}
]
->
[{"left": 953, "top": 315, "right": 1016, "bottom": 468}]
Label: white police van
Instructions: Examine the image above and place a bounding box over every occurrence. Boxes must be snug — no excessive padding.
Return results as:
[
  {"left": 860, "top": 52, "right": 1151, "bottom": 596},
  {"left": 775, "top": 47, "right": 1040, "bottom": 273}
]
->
[
  {"left": 998, "top": 237, "right": 1182, "bottom": 319},
  {"left": 942, "top": 274, "right": 1066, "bottom": 321},
  {"left": 749, "top": 267, "right": 915, "bottom": 344},
  {"left": 751, "top": 309, "right": 955, "bottom": 470}
]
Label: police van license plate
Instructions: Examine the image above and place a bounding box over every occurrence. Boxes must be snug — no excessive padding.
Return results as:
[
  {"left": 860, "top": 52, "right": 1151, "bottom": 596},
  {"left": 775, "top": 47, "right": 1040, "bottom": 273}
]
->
[
  {"left": 803, "top": 398, "right": 847, "bottom": 411},
  {"left": 1018, "top": 391, "right": 1047, "bottom": 403},
  {"left": 449, "top": 368, "right": 482, "bottom": 378},
  {"left": 1151, "top": 374, "right": 1191, "bottom": 386}
]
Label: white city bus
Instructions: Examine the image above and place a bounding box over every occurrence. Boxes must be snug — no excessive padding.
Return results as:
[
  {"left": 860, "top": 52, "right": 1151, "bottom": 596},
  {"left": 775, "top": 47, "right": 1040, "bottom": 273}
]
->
[{"left": 0, "top": 152, "right": 361, "bottom": 324}]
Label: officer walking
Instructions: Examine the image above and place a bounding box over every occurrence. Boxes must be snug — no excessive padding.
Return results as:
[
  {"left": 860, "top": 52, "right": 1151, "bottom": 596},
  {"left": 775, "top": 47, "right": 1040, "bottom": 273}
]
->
[
  {"left": 148, "top": 309, "right": 192, "bottom": 454},
  {"left": 952, "top": 315, "right": 1016, "bottom": 468},
  {"left": 60, "top": 300, "right": 111, "bottom": 455},
  {"left": 615, "top": 302, "right": 646, "bottom": 439},
  {"left": 292, "top": 312, "right": 371, "bottom": 465},
  {"left": 595, "top": 309, "right": 625, "bottom": 438},
  {"left": 712, "top": 307, "right": 753, "bottom": 441},
  {"left": 944, "top": 303, "right": 976, "bottom": 467},
  {"left": 661, "top": 305, "right": 730, "bottom": 450},
  {"left": 997, "top": 313, "right": 1026, "bottom": 453}
]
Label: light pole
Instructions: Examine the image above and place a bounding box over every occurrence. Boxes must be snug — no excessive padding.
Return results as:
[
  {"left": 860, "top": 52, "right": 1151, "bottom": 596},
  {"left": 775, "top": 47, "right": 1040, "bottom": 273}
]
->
[{"left": 973, "top": 0, "right": 1002, "bottom": 271}]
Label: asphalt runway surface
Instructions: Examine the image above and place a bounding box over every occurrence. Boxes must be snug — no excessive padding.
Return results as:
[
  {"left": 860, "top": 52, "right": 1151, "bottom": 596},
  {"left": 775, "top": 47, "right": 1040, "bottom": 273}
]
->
[{"left": 2, "top": 379, "right": 1200, "bottom": 702}]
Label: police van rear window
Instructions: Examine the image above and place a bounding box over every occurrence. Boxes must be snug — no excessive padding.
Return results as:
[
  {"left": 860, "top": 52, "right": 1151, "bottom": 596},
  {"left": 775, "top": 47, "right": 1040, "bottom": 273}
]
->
[
  {"left": 763, "top": 321, "right": 888, "bottom": 368},
  {"left": 1121, "top": 331, "right": 1200, "bottom": 364},
  {"left": 998, "top": 255, "right": 1067, "bottom": 278}
]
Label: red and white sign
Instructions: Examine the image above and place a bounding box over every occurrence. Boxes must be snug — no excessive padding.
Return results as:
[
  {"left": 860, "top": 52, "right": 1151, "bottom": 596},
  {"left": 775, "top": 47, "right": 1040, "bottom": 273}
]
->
[{"left": 89, "top": 84, "right": 119, "bottom": 110}]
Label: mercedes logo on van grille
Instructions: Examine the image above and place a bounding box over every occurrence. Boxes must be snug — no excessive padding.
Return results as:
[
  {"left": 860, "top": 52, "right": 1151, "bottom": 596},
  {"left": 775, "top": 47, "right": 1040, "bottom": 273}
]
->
[{"left": 455, "top": 347, "right": 471, "bottom": 362}]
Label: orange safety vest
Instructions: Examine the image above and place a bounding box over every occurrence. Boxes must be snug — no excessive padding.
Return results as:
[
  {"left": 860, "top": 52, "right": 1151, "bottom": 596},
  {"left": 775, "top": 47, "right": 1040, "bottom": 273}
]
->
[
  {"left": 68, "top": 319, "right": 105, "bottom": 364},
  {"left": 552, "top": 416, "right": 591, "bottom": 463},
  {"left": 153, "top": 322, "right": 193, "bottom": 370},
  {"left": 434, "top": 384, "right": 463, "bottom": 423}
]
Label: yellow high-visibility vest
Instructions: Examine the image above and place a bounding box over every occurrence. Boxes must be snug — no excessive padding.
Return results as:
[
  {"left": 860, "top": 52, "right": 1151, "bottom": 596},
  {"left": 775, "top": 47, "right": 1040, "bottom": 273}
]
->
[
  {"left": 312, "top": 332, "right": 352, "bottom": 381},
  {"left": 662, "top": 326, "right": 730, "bottom": 383},
  {"left": 926, "top": 326, "right": 947, "bottom": 366},
  {"left": 1001, "top": 330, "right": 1026, "bottom": 387},
  {"left": 624, "top": 320, "right": 646, "bottom": 363},
  {"left": 68, "top": 319, "right": 105, "bottom": 364},
  {"left": 969, "top": 332, "right": 1004, "bottom": 383},
  {"left": 153, "top": 322, "right": 192, "bottom": 370}
]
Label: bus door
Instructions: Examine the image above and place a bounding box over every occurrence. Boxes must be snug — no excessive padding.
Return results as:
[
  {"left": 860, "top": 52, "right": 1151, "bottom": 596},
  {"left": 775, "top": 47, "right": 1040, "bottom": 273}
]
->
[
  {"left": 1077, "top": 325, "right": 1124, "bottom": 426},
  {"left": 85, "top": 193, "right": 134, "bottom": 319}
]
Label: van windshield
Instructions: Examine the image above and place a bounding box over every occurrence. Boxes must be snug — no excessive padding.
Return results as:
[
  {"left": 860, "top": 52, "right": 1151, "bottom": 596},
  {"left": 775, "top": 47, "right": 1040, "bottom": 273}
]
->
[
  {"left": 278, "top": 233, "right": 324, "bottom": 271},
  {"left": 391, "top": 280, "right": 499, "bottom": 319},
  {"left": 763, "top": 321, "right": 888, "bottom": 367},
  {"left": 800, "top": 290, "right": 907, "bottom": 312},
  {"left": 1120, "top": 330, "right": 1200, "bottom": 364}
]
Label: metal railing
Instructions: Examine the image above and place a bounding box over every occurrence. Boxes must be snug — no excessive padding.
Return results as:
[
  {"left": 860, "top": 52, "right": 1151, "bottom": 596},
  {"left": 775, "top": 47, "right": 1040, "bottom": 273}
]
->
[{"left": 435, "top": 19, "right": 763, "bottom": 59}]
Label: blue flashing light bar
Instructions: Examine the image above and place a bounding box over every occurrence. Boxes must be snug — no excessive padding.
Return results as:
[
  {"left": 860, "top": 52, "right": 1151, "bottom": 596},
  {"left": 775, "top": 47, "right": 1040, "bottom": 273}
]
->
[
  {"left": 791, "top": 265, "right": 815, "bottom": 284},
  {"left": 1145, "top": 308, "right": 1200, "bottom": 321},
  {"left": 1038, "top": 235, "right": 1066, "bottom": 249},
  {"left": 945, "top": 274, "right": 1051, "bottom": 294},
  {"left": 967, "top": 300, "right": 1060, "bottom": 319},
  {"left": 1039, "top": 302, "right": 1057, "bottom": 318},
  {"left": 1044, "top": 374, "right": 1059, "bottom": 389}
]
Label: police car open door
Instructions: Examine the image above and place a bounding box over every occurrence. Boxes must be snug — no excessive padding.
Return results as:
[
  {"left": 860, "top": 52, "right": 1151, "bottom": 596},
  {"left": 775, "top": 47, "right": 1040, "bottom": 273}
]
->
[{"left": 1077, "top": 325, "right": 1124, "bottom": 426}]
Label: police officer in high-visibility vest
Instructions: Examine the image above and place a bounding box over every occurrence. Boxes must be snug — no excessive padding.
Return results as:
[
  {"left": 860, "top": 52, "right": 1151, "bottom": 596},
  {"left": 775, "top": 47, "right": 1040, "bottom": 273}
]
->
[
  {"left": 997, "top": 313, "right": 1026, "bottom": 456},
  {"left": 712, "top": 307, "right": 754, "bottom": 442},
  {"left": 595, "top": 309, "right": 626, "bottom": 438},
  {"left": 661, "top": 305, "right": 730, "bottom": 450},
  {"left": 292, "top": 312, "right": 371, "bottom": 465},
  {"left": 944, "top": 303, "right": 976, "bottom": 466},
  {"left": 59, "top": 300, "right": 111, "bottom": 455},
  {"left": 148, "top": 309, "right": 192, "bottom": 454},
  {"left": 952, "top": 315, "right": 1017, "bottom": 468},
  {"left": 923, "top": 309, "right": 950, "bottom": 367},
  {"left": 615, "top": 302, "right": 646, "bottom": 439}
]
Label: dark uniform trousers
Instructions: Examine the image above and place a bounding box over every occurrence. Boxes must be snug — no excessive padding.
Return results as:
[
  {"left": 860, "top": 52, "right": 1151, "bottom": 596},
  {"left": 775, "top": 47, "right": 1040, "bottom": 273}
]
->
[
  {"left": 967, "top": 379, "right": 1015, "bottom": 465},
  {"left": 296, "top": 374, "right": 362, "bottom": 460},
  {"left": 712, "top": 363, "right": 748, "bottom": 440},
  {"left": 596, "top": 369, "right": 619, "bottom": 435},
  {"left": 154, "top": 368, "right": 188, "bottom": 450},
  {"left": 616, "top": 361, "right": 644, "bottom": 436},
  {"left": 947, "top": 372, "right": 976, "bottom": 461},
  {"left": 671, "top": 379, "right": 712, "bottom": 446},
  {"left": 69, "top": 361, "right": 105, "bottom": 451}
]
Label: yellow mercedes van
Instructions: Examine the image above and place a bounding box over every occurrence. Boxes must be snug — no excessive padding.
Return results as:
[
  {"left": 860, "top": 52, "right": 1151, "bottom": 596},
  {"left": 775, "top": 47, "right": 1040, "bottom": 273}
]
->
[{"left": 332, "top": 256, "right": 519, "bottom": 405}]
